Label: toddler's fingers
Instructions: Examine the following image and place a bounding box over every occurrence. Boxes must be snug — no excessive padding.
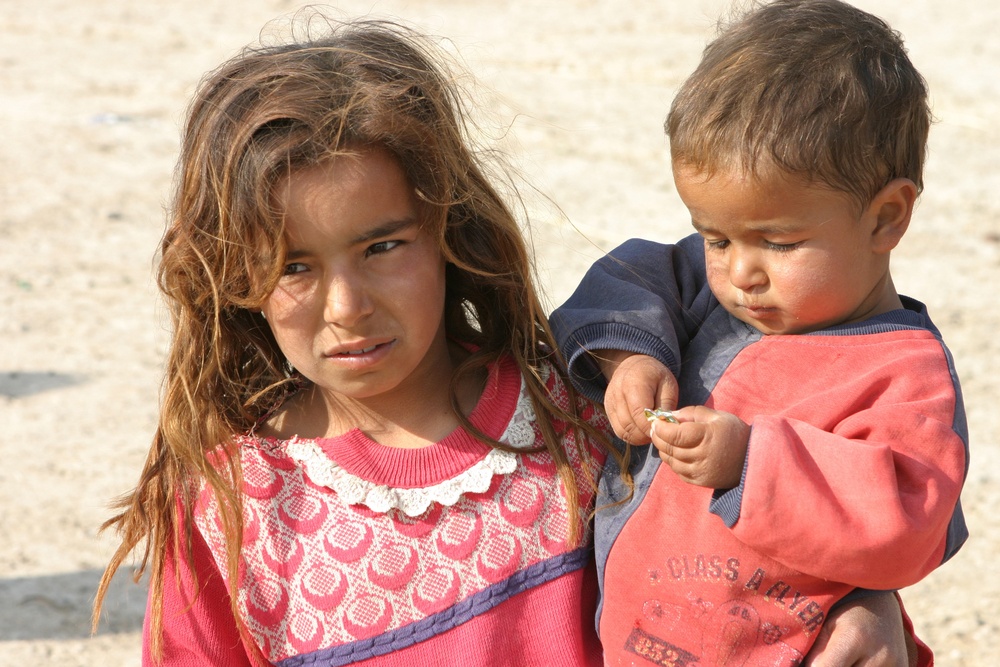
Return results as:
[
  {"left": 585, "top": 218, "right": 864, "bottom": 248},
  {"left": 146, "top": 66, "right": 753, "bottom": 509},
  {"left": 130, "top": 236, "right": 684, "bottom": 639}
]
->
[
  {"left": 604, "top": 391, "right": 650, "bottom": 444},
  {"left": 665, "top": 405, "right": 714, "bottom": 424},
  {"left": 655, "top": 373, "right": 680, "bottom": 413},
  {"left": 653, "top": 437, "right": 697, "bottom": 481},
  {"left": 649, "top": 419, "right": 687, "bottom": 457},
  {"left": 649, "top": 416, "right": 702, "bottom": 451},
  {"left": 606, "top": 353, "right": 669, "bottom": 444}
]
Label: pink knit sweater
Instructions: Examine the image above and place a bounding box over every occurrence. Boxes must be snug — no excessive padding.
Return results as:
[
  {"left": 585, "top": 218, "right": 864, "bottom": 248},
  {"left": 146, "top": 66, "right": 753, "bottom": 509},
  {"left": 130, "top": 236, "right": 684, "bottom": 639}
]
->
[{"left": 146, "top": 355, "right": 606, "bottom": 666}]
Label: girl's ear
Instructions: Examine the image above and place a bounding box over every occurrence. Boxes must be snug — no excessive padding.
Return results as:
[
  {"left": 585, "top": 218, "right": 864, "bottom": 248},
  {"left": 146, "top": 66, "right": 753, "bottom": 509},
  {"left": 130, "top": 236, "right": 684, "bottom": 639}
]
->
[{"left": 868, "top": 178, "right": 918, "bottom": 254}]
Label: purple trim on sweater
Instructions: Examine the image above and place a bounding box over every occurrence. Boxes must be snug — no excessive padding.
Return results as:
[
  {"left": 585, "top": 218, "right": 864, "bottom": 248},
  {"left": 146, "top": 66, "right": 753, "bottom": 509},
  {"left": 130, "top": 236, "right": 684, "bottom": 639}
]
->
[{"left": 275, "top": 548, "right": 591, "bottom": 667}]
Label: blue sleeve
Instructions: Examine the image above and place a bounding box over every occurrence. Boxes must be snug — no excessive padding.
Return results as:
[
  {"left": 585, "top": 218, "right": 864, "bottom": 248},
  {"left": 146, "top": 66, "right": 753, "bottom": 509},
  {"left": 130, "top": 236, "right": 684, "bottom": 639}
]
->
[{"left": 549, "top": 234, "right": 714, "bottom": 403}]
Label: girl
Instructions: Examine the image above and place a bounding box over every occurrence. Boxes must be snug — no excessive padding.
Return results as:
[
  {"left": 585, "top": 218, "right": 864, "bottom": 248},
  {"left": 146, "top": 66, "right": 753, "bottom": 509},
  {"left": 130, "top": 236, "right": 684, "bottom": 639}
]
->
[
  {"left": 92, "top": 18, "right": 612, "bottom": 667},
  {"left": 92, "top": 14, "right": 914, "bottom": 667}
]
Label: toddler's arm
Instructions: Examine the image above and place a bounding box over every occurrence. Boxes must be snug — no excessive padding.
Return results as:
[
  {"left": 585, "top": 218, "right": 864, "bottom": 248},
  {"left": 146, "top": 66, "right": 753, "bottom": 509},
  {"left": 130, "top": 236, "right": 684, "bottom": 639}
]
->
[
  {"left": 806, "top": 592, "right": 921, "bottom": 667},
  {"left": 710, "top": 340, "right": 968, "bottom": 591},
  {"left": 551, "top": 235, "right": 713, "bottom": 404}
]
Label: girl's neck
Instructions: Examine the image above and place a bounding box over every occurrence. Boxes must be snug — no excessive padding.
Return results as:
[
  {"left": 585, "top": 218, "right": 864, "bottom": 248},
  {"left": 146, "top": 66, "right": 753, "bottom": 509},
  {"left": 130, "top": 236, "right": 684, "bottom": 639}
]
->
[{"left": 264, "top": 341, "right": 487, "bottom": 448}]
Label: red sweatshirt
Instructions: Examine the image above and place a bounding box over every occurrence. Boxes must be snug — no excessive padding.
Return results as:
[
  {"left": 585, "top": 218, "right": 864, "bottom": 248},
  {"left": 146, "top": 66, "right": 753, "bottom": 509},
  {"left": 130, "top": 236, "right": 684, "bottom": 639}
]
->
[{"left": 551, "top": 236, "right": 968, "bottom": 666}]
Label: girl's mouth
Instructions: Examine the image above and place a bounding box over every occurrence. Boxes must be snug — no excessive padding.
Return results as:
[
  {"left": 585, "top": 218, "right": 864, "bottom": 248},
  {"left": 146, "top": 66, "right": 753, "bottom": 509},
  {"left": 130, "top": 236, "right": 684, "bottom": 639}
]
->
[
  {"left": 324, "top": 339, "right": 395, "bottom": 359},
  {"left": 342, "top": 345, "right": 378, "bottom": 356}
]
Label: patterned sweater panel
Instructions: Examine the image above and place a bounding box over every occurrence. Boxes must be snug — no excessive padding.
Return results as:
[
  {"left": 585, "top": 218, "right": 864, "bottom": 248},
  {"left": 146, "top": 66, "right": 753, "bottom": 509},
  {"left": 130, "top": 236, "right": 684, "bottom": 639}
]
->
[{"left": 156, "top": 355, "right": 607, "bottom": 667}]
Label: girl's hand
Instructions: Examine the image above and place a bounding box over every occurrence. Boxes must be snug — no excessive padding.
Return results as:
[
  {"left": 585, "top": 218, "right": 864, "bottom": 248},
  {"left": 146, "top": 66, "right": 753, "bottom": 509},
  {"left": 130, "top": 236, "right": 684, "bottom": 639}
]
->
[
  {"left": 594, "top": 351, "right": 678, "bottom": 445},
  {"left": 650, "top": 405, "right": 750, "bottom": 489},
  {"left": 805, "top": 592, "right": 914, "bottom": 667}
]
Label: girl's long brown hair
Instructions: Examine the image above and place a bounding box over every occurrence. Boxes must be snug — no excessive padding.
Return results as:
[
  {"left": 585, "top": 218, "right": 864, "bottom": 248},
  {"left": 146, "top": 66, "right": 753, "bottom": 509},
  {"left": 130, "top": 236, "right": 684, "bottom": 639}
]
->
[{"left": 92, "top": 14, "right": 619, "bottom": 661}]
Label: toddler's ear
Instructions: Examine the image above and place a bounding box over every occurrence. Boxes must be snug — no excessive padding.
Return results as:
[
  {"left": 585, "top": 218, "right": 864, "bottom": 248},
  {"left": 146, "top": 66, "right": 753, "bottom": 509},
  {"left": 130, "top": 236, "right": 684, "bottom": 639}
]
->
[{"left": 869, "top": 178, "right": 918, "bottom": 253}]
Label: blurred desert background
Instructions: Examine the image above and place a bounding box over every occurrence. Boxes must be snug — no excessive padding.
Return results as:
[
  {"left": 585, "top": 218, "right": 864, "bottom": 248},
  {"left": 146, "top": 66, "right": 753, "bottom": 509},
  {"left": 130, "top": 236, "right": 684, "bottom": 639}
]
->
[{"left": 2, "top": 0, "right": 997, "bottom": 664}]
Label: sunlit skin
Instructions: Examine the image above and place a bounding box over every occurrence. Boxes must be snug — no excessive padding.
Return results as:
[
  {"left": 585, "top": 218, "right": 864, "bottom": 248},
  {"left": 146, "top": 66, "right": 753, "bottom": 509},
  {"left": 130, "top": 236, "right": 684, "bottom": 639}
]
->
[
  {"left": 677, "top": 165, "right": 906, "bottom": 336},
  {"left": 260, "top": 147, "right": 480, "bottom": 448},
  {"left": 599, "top": 165, "right": 917, "bottom": 488}
]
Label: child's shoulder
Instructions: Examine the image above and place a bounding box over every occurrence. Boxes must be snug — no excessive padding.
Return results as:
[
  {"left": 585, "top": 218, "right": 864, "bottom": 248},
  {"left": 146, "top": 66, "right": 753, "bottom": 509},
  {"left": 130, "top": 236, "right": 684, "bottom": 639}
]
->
[{"left": 807, "top": 296, "right": 944, "bottom": 341}]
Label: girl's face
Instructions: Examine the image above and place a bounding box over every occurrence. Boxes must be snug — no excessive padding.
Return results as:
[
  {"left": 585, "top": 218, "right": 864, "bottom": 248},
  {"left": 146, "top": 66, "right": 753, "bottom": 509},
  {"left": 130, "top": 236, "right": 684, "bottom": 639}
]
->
[
  {"left": 674, "top": 164, "right": 899, "bottom": 335},
  {"left": 262, "top": 147, "right": 450, "bottom": 413}
]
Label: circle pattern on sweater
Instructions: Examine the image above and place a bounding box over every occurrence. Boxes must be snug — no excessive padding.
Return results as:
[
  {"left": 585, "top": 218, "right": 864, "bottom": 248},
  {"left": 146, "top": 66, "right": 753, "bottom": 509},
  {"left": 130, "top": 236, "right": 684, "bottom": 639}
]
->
[{"left": 194, "top": 368, "right": 606, "bottom": 663}]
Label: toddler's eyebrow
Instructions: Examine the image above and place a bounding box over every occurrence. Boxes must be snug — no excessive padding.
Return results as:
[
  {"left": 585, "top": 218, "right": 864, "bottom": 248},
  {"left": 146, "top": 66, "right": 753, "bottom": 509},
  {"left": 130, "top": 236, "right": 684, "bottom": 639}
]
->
[
  {"left": 693, "top": 219, "right": 803, "bottom": 237},
  {"left": 747, "top": 223, "right": 802, "bottom": 236}
]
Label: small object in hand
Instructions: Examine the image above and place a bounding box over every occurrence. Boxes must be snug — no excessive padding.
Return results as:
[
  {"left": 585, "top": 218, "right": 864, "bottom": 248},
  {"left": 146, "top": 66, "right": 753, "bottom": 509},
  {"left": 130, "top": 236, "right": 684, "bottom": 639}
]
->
[{"left": 644, "top": 408, "right": 679, "bottom": 423}]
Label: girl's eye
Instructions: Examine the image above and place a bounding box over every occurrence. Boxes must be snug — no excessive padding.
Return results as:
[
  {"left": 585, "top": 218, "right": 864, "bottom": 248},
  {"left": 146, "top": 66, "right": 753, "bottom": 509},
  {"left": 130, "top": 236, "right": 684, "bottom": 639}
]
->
[
  {"left": 283, "top": 262, "right": 308, "bottom": 275},
  {"left": 366, "top": 239, "right": 402, "bottom": 256}
]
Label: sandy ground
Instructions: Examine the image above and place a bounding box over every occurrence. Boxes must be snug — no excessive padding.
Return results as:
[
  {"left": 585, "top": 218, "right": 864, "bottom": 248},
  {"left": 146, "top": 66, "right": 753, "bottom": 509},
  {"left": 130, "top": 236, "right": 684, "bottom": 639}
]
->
[{"left": 2, "top": 0, "right": 998, "bottom": 664}]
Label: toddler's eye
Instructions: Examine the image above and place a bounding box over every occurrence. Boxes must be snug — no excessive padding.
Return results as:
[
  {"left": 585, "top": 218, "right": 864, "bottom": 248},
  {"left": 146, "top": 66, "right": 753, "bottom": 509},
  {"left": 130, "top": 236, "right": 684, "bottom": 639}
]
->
[
  {"left": 765, "top": 241, "right": 801, "bottom": 252},
  {"left": 366, "top": 240, "right": 402, "bottom": 256}
]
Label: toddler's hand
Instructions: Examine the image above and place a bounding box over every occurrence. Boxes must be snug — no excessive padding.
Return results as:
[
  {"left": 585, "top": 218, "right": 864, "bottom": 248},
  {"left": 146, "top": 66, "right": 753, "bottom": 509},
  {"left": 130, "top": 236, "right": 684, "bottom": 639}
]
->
[
  {"left": 594, "top": 351, "right": 678, "bottom": 445},
  {"left": 649, "top": 405, "right": 749, "bottom": 489},
  {"left": 805, "top": 591, "right": 913, "bottom": 667}
]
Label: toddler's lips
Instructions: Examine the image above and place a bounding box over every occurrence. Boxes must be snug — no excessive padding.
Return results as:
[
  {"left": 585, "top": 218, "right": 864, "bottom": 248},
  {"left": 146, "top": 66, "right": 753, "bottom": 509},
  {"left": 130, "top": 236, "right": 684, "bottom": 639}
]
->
[{"left": 738, "top": 301, "right": 775, "bottom": 316}]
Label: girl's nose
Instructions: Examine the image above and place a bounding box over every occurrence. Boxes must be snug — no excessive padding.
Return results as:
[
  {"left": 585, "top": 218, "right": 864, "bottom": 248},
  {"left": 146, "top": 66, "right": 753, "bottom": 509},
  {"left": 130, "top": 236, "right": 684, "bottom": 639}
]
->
[
  {"left": 729, "top": 249, "right": 767, "bottom": 291},
  {"left": 323, "top": 275, "right": 374, "bottom": 327}
]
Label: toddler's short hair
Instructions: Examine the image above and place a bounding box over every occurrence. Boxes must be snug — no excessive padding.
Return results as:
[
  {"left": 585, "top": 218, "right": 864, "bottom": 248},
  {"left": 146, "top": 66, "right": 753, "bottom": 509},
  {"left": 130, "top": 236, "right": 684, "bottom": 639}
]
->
[{"left": 667, "top": 0, "right": 930, "bottom": 211}]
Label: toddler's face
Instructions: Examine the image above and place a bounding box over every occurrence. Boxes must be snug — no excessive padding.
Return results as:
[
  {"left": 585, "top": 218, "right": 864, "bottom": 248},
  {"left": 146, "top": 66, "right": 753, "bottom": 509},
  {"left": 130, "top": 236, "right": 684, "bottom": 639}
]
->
[
  {"left": 674, "top": 165, "right": 896, "bottom": 335},
  {"left": 261, "top": 147, "right": 450, "bottom": 408}
]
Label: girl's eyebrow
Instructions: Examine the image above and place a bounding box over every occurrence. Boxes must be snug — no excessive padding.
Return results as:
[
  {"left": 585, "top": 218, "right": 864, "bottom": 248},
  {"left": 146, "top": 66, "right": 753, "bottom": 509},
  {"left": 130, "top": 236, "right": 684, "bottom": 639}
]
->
[
  {"left": 285, "top": 218, "right": 420, "bottom": 260},
  {"left": 352, "top": 218, "right": 418, "bottom": 244}
]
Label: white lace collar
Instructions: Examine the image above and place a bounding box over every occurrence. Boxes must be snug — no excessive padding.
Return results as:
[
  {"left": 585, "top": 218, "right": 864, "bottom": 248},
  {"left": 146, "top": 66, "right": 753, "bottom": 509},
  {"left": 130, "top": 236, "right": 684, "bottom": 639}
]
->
[{"left": 273, "top": 373, "right": 542, "bottom": 517}]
